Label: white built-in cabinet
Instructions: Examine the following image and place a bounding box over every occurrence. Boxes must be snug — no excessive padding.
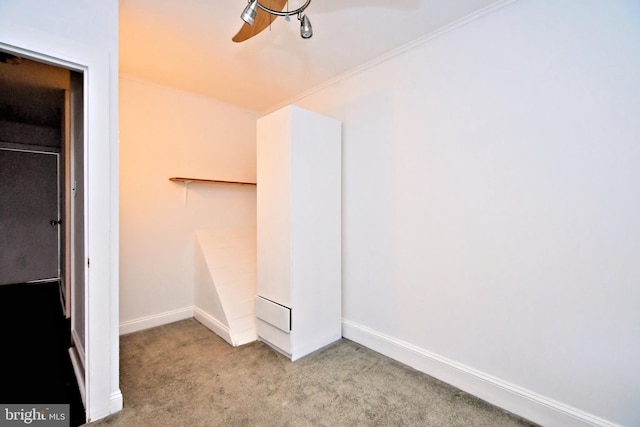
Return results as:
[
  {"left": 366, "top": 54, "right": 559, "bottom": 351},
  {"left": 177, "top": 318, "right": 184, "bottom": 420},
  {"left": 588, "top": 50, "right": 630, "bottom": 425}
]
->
[{"left": 255, "top": 105, "right": 342, "bottom": 361}]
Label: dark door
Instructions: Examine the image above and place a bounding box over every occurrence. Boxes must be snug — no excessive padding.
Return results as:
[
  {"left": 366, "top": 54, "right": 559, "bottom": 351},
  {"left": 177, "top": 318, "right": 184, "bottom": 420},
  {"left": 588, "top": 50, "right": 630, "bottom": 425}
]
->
[{"left": 0, "top": 148, "right": 60, "bottom": 285}]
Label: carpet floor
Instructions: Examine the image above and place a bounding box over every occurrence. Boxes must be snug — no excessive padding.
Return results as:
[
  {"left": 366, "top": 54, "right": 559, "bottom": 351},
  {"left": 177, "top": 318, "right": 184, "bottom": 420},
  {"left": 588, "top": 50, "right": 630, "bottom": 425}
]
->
[
  {"left": 86, "top": 319, "right": 539, "bottom": 427},
  {"left": 0, "top": 281, "right": 85, "bottom": 426}
]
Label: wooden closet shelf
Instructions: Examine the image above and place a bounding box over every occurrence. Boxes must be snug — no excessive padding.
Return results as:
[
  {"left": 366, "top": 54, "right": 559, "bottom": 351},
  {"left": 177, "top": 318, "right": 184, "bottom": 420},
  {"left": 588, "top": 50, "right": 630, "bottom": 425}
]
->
[{"left": 169, "top": 177, "right": 256, "bottom": 186}]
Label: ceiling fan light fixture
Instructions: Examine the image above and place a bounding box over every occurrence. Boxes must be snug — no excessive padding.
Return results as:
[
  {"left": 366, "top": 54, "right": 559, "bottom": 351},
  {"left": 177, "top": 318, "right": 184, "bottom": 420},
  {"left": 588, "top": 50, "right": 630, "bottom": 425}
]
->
[
  {"left": 241, "top": 0, "right": 259, "bottom": 25},
  {"left": 299, "top": 14, "right": 313, "bottom": 39},
  {"left": 234, "top": 0, "right": 313, "bottom": 42}
]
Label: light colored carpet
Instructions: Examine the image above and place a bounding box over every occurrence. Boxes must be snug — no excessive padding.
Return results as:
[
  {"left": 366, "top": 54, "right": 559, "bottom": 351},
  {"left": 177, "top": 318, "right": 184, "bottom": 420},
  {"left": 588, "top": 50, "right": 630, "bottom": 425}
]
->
[{"left": 85, "top": 319, "right": 538, "bottom": 427}]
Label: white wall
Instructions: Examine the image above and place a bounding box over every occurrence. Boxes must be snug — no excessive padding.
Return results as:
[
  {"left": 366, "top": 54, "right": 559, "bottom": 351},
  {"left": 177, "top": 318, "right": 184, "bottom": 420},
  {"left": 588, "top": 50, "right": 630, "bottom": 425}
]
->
[
  {"left": 119, "top": 76, "right": 258, "bottom": 332},
  {"left": 292, "top": 1, "right": 640, "bottom": 426},
  {"left": 0, "top": 0, "right": 120, "bottom": 422}
]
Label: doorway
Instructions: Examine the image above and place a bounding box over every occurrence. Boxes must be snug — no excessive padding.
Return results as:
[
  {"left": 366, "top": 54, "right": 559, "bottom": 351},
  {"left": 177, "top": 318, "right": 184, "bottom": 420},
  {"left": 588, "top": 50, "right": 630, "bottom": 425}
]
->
[
  {"left": 1, "top": 21, "right": 123, "bottom": 420},
  {"left": 0, "top": 51, "right": 86, "bottom": 414}
]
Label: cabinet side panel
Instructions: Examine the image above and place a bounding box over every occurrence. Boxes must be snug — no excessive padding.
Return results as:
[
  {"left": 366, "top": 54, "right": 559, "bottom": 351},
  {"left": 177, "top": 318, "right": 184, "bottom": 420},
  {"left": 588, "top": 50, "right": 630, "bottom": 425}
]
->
[
  {"left": 289, "top": 106, "right": 342, "bottom": 358},
  {"left": 257, "top": 108, "right": 292, "bottom": 307}
]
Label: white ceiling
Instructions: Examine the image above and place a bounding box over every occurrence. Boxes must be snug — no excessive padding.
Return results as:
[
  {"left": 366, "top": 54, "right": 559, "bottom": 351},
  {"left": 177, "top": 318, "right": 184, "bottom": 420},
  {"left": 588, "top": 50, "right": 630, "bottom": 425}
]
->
[{"left": 120, "top": 0, "right": 502, "bottom": 112}]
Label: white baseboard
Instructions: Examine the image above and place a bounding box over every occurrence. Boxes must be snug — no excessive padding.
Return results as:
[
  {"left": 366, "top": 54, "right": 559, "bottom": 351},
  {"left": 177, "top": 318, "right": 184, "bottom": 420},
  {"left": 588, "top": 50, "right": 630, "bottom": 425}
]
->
[
  {"left": 193, "top": 306, "right": 234, "bottom": 346},
  {"left": 342, "top": 319, "right": 620, "bottom": 427},
  {"left": 110, "top": 390, "right": 123, "bottom": 414},
  {"left": 119, "top": 306, "right": 257, "bottom": 347},
  {"left": 231, "top": 328, "right": 258, "bottom": 347},
  {"left": 71, "top": 328, "right": 85, "bottom": 368},
  {"left": 68, "top": 346, "right": 86, "bottom": 408},
  {"left": 119, "top": 307, "right": 194, "bottom": 335}
]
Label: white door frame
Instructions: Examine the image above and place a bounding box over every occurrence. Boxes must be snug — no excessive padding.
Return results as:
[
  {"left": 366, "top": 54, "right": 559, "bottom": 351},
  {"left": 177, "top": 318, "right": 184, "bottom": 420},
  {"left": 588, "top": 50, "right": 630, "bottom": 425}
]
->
[{"left": 0, "top": 24, "right": 121, "bottom": 422}]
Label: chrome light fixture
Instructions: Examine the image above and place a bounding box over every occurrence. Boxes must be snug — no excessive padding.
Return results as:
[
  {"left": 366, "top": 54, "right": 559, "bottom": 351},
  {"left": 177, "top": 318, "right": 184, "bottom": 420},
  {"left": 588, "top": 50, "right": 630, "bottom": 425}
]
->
[
  {"left": 240, "top": 0, "right": 259, "bottom": 25},
  {"left": 241, "top": 0, "right": 313, "bottom": 39},
  {"left": 299, "top": 14, "right": 312, "bottom": 39}
]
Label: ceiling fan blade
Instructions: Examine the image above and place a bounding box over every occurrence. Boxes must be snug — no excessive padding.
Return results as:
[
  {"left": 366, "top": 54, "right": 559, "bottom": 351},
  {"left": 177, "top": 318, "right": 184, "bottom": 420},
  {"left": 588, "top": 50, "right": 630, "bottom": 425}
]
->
[{"left": 232, "top": 0, "right": 289, "bottom": 43}]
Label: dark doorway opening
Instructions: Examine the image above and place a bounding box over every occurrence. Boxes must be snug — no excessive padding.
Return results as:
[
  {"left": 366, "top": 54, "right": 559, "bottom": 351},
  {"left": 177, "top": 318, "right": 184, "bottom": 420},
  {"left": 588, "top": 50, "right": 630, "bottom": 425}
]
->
[{"left": 1, "top": 50, "right": 86, "bottom": 424}]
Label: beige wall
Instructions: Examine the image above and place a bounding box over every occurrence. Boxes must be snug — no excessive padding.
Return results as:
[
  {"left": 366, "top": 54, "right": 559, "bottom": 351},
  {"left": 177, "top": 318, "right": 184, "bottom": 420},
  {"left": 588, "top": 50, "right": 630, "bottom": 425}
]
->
[{"left": 119, "top": 76, "right": 258, "bottom": 330}]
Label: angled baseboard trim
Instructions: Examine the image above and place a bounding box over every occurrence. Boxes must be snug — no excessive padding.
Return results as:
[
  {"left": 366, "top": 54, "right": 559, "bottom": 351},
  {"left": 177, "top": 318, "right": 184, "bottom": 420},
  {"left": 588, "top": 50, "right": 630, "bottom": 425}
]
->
[{"left": 193, "top": 306, "right": 234, "bottom": 346}]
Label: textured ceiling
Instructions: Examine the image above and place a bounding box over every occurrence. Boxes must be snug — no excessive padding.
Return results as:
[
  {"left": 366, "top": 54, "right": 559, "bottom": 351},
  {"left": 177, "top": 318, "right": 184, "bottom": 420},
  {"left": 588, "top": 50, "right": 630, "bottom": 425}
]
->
[{"left": 120, "top": 0, "right": 503, "bottom": 112}]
